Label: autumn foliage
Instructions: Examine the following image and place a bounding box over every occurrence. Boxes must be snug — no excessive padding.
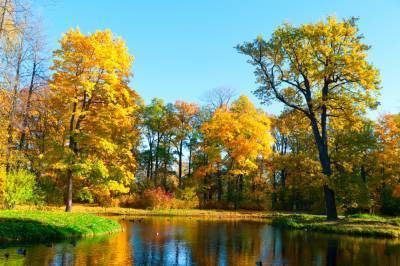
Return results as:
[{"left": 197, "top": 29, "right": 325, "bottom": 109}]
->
[{"left": 0, "top": 9, "right": 398, "bottom": 217}]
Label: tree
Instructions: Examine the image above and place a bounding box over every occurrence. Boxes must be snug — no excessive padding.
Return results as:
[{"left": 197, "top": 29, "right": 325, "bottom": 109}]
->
[
  {"left": 373, "top": 114, "right": 400, "bottom": 214},
  {"left": 140, "top": 98, "right": 167, "bottom": 183},
  {"left": 173, "top": 101, "right": 199, "bottom": 187},
  {"left": 199, "top": 95, "right": 272, "bottom": 208},
  {"left": 270, "top": 110, "right": 319, "bottom": 210},
  {"left": 202, "top": 87, "right": 236, "bottom": 110},
  {"left": 48, "top": 29, "right": 140, "bottom": 211},
  {"left": 237, "top": 17, "right": 380, "bottom": 219},
  {"left": 18, "top": 19, "right": 48, "bottom": 153}
]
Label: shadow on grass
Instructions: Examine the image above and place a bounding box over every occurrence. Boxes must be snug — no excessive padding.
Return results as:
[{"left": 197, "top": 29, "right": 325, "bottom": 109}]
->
[{"left": 0, "top": 218, "right": 83, "bottom": 243}]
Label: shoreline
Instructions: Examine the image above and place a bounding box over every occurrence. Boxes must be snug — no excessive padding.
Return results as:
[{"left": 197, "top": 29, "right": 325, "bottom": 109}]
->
[
  {"left": 271, "top": 214, "right": 400, "bottom": 238},
  {"left": 8, "top": 205, "right": 400, "bottom": 240}
]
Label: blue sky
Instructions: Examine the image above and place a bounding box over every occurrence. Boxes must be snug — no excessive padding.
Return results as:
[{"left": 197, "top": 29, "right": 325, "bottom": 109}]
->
[{"left": 34, "top": 0, "right": 400, "bottom": 117}]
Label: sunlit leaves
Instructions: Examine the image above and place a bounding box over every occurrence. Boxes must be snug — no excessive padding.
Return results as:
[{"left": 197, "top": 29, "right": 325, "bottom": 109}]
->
[
  {"left": 200, "top": 96, "right": 272, "bottom": 176},
  {"left": 45, "top": 29, "right": 141, "bottom": 202}
]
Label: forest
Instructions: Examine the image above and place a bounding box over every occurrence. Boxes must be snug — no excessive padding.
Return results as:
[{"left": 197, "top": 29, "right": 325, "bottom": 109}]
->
[{"left": 0, "top": 1, "right": 399, "bottom": 222}]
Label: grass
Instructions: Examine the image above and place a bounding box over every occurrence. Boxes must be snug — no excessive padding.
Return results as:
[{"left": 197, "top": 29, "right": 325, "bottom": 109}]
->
[
  {"left": 271, "top": 213, "right": 400, "bottom": 238},
  {"left": 17, "top": 204, "right": 272, "bottom": 220},
  {"left": 0, "top": 210, "right": 122, "bottom": 243}
]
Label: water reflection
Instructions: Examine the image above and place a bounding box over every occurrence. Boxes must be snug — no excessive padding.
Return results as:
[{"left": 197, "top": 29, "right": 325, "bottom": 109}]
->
[{"left": 0, "top": 217, "right": 399, "bottom": 265}]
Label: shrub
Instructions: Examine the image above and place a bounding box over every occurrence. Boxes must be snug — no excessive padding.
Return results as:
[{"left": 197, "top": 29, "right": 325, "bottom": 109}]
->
[
  {"left": 1, "top": 169, "right": 42, "bottom": 209},
  {"left": 142, "top": 187, "right": 173, "bottom": 209},
  {"left": 117, "top": 187, "right": 199, "bottom": 209},
  {"left": 118, "top": 194, "right": 138, "bottom": 208},
  {"left": 76, "top": 187, "right": 94, "bottom": 203}
]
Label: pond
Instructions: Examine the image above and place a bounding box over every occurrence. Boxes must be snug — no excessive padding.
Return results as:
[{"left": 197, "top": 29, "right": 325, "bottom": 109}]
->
[{"left": 0, "top": 217, "right": 399, "bottom": 265}]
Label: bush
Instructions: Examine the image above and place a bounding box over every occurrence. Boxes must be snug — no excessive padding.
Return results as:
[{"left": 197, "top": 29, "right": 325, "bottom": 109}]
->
[
  {"left": 76, "top": 187, "right": 94, "bottom": 203},
  {"left": 117, "top": 187, "right": 199, "bottom": 209},
  {"left": 143, "top": 187, "right": 173, "bottom": 209},
  {"left": 1, "top": 169, "right": 42, "bottom": 209},
  {"left": 118, "top": 194, "right": 138, "bottom": 208}
]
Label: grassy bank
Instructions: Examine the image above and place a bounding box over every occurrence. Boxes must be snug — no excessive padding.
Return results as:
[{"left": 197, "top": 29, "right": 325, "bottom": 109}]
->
[
  {"left": 17, "top": 204, "right": 272, "bottom": 220},
  {"left": 14, "top": 205, "right": 400, "bottom": 238},
  {"left": 0, "top": 210, "right": 121, "bottom": 243},
  {"left": 272, "top": 213, "right": 400, "bottom": 238}
]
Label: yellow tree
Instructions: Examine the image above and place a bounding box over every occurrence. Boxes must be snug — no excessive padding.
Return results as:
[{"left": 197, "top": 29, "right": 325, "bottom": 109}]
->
[
  {"left": 237, "top": 17, "right": 380, "bottom": 219},
  {"left": 48, "top": 29, "right": 141, "bottom": 211},
  {"left": 200, "top": 95, "right": 272, "bottom": 208}
]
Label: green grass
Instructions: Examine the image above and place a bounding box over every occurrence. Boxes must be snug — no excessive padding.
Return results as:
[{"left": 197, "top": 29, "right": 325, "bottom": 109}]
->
[
  {"left": 271, "top": 213, "right": 400, "bottom": 238},
  {"left": 0, "top": 210, "right": 122, "bottom": 243}
]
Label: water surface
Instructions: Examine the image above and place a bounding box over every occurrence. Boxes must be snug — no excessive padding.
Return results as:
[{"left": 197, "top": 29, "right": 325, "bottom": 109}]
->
[{"left": 1, "top": 217, "right": 399, "bottom": 265}]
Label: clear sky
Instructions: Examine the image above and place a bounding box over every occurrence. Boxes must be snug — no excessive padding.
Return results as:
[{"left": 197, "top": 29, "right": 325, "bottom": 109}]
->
[{"left": 34, "top": 0, "right": 400, "bottom": 117}]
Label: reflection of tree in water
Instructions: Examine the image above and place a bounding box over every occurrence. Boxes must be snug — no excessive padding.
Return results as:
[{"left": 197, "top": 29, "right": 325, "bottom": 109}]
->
[
  {"left": 326, "top": 239, "right": 338, "bottom": 266},
  {"left": 266, "top": 230, "right": 400, "bottom": 266}
]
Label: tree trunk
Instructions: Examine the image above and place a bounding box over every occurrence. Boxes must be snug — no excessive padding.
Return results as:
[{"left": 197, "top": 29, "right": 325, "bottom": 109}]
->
[
  {"left": 178, "top": 140, "right": 183, "bottom": 187},
  {"left": 162, "top": 143, "right": 170, "bottom": 190},
  {"left": 309, "top": 114, "right": 338, "bottom": 220},
  {"left": 188, "top": 142, "right": 192, "bottom": 177},
  {"left": 154, "top": 132, "right": 160, "bottom": 185},
  {"left": 0, "top": 0, "right": 9, "bottom": 35},
  {"left": 323, "top": 184, "right": 336, "bottom": 219},
  {"left": 217, "top": 168, "right": 222, "bottom": 201},
  {"left": 272, "top": 171, "right": 277, "bottom": 210},
  {"left": 65, "top": 133, "right": 75, "bottom": 212},
  {"left": 6, "top": 48, "right": 22, "bottom": 173},
  {"left": 149, "top": 141, "right": 153, "bottom": 180},
  {"left": 65, "top": 102, "right": 77, "bottom": 212},
  {"left": 65, "top": 169, "right": 73, "bottom": 212},
  {"left": 20, "top": 62, "right": 37, "bottom": 150},
  {"left": 6, "top": 89, "right": 17, "bottom": 173}
]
